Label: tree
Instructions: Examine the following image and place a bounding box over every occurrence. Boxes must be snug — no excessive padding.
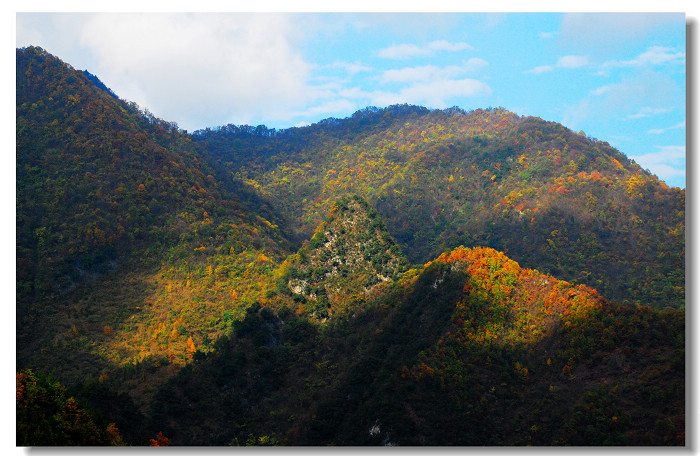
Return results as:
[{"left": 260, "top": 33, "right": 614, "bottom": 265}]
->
[
  {"left": 150, "top": 431, "right": 170, "bottom": 446},
  {"left": 17, "top": 369, "right": 125, "bottom": 446},
  {"left": 186, "top": 336, "right": 197, "bottom": 359}
]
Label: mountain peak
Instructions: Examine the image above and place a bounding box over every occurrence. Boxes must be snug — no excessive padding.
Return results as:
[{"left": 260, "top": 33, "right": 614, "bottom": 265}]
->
[{"left": 280, "top": 195, "right": 409, "bottom": 320}]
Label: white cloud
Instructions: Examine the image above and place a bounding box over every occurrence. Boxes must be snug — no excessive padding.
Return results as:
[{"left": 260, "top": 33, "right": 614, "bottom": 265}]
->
[
  {"left": 590, "top": 85, "right": 611, "bottom": 96},
  {"left": 328, "top": 61, "right": 373, "bottom": 75},
  {"left": 625, "top": 46, "right": 684, "bottom": 65},
  {"left": 380, "top": 58, "right": 488, "bottom": 84},
  {"left": 648, "top": 121, "right": 685, "bottom": 134},
  {"left": 393, "top": 79, "right": 491, "bottom": 107},
  {"left": 556, "top": 55, "right": 589, "bottom": 68},
  {"left": 562, "top": 71, "right": 681, "bottom": 129},
  {"left": 376, "top": 40, "right": 473, "bottom": 59},
  {"left": 17, "top": 14, "right": 101, "bottom": 71},
  {"left": 626, "top": 106, "right": 672, "bottom": 120},
  {"left": 463, "top": 57, "right": 490, "bottom": 72},
  {"left": 525, "top": 65, "right": 554, "bottom": 74},
  {"left": 642, "top": 164, "right": 685, "bottom": 181},
  {"left": 538, "top": 31, "right": 556, "bottom": 39},
  {"left": 427, "top": 40, "right": 473, "bottom": 52},
  {"left": 377, "top": 43, "right": 424, "bottom": 59},
  {"left": 72, "top": 13, "right": 313, "bottom": 130},
  {"left": 561, "top": 98, "right": 594, "bottom": 130},
  {"left": 16, "top": 16, "right": 47, "bottom": 48},
  {"left": 368, "top": 57, "right": 490, "bottom": 108},
  {"left": 631, "top": 146, "right": 685, "bottom": 166},
  {"left": 634, "top": 145, "right": 685, "bottom": 164},
  {"left": 603, "top": 75, "right": 678, "bottom": 112},
  {"left": 337, "top": 78, "right": 491, "bottom": 110},
  {"left": 630, "top": 145, "right": 685, "bottom": 181},
  {"left": 366, "top": 79, "right": 491, "bottom": 108},
  {"left": 602, "top": 46, "right": 685, "bottom": 69},
  {"left": 526, "top": 55, "right": 588, "bottom": 74},
  {"left": 291, "top": 98, "right": 359, "bottom": 120},
  {"left": 381, "top": 65, "right": 459, "bottom": 83},
  {"left": 561, "top": 45, "right": 684, "bottom": 80}
]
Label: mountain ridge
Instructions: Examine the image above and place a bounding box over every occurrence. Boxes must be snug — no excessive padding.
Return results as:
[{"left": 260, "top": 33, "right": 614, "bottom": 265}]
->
[
  {"left": 194, "top": 101, "right": 684, "bottom": 308},
  {"left": 15, "top": 46, "right": 685, "bottom": 446}
]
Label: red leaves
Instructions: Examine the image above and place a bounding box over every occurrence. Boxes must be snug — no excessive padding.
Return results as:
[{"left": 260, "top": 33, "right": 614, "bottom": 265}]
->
[{"left": 150, "top": 431, "right": 170, "bottom": 446}]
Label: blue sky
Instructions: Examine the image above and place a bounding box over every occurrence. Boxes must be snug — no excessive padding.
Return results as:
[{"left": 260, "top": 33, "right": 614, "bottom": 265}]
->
[{"left": 16, "top": 11, "right": 687, "bottom": 188}]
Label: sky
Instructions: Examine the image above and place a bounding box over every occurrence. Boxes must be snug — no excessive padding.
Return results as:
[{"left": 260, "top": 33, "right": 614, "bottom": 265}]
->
[
  {"left": 4, "top": 7, "right": 697, "bottom": 451},
  {"left": 15, "top": 11, "right": 688, "bottom": 188}
]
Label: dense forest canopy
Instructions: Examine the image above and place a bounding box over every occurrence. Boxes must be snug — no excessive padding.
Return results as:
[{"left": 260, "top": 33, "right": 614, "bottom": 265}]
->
[
  {"left": 193, "top": 100, "right": 684, "bottom": 309},
  {"left": 16, "top": 46, "right": 685, "bottom": 446}
]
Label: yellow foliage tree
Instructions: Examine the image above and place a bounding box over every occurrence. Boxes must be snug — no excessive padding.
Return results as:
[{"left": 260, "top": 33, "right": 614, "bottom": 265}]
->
[{"left": 186, "top": 336, "right": 196, "bottom": 359}]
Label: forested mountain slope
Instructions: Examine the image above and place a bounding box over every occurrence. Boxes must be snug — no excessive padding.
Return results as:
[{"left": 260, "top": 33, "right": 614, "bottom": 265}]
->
[
  {"left": 147, "top": 245, "right": 684, "bottom": 445},
  {"left": 194, "top": 105, "right": 685, "bottom": 308},
  {"left": 16, "top": 47, "right": 685, "bottom": 446},
  {"left": 274, "top": 194, "right": 410, "bottom": 320},
  {"left": 17, "top": 46, "right": 295, "bottom": 393}
]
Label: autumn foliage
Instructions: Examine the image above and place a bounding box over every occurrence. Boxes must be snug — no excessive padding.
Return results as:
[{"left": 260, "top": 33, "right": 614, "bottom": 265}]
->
[
  {"left": 17, "top": 369, "right": 125, "bottom": 446},
  {"left": 15, "top": 46, "right": 684, "bottom": 446},
  {"left": 150, "top": 431, "right": 170, "bottom": 446}
]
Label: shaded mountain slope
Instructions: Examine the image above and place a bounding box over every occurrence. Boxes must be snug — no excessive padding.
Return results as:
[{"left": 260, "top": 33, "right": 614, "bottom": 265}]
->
[
  {"left": 17, "top": 369, "right": 127, "bottom": 446},
  {"left": 375, "top": 247, "right": 684, "bottom": 445},
  {"left": 146, "top": 245, "right": 684, "bottom": 445}
]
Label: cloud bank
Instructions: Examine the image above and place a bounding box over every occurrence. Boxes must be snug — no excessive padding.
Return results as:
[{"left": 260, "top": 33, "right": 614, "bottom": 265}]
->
[{"left": 76, "top": 13, "right": 313, "bottom": 130}]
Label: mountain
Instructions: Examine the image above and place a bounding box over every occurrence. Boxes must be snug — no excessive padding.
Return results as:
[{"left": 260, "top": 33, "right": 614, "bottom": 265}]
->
[
  {"left": 17, "top": 46, "right": 295, "bottom": 393},
  {"left": 16, "top": 46, "right": 294, "bottom": 294},
  {"left": 16, "top": 46, "right": 685, "bottom": 446},
  {"left": 275, "top": 194, "right": 410, "bottom": 320},
  {"left": 146, "top": 246, "right": 684, "bottom": 445},
  {"left": 17, "top": 369, "right": 127, "bottom": 446},
  {"left": 194, "top": 105, "right": 685, "bottom": 309}
]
